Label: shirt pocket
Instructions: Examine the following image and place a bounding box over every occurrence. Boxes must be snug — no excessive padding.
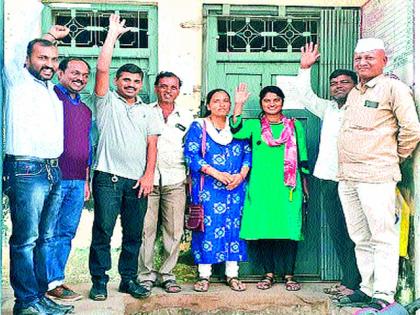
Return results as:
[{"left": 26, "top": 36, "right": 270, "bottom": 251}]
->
[{"left": 348, "top": 104, "right": 380, "bottom": 130}]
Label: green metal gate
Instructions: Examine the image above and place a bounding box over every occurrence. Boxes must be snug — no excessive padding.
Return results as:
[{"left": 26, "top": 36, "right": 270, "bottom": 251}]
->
[
  {"left": 41, "top": 3, "right": 158, "bottom": 106},
  {"left": 203, "top": 4, "right": 359, "bottom": 281}
]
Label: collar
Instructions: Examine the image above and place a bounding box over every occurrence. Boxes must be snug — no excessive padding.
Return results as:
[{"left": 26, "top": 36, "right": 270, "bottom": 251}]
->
[
  {"left": 152, "top": 101, "right": 181, "bottom": 117},
  {"left": 55, "top": 84, "right": 81, "bottom": 105},
  {"left": 25, "top": 68, "right": 51, "bottom": 88},
  {"left": 113, "top": 90, "right": 143, "bottom": 106},
  {"left": 356, "top": 74, "right": 385, "bottom": 91}
]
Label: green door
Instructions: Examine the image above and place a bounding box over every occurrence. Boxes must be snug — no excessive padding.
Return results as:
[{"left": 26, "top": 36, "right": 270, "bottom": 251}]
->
[
  {"left": 41, "top": 4, "right": 158, "bottom": 106},
  {"left": 203, "top": 4, "right": 359, "bottom": 281}
]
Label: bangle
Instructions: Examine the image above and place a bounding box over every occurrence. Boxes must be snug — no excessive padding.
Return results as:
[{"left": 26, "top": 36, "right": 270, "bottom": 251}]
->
[
  {"left": 239, "top": 173, "right": 245, "bottom": 181},
  {"left": 47, "top": 32, "right": 57, "bottom": 41}
]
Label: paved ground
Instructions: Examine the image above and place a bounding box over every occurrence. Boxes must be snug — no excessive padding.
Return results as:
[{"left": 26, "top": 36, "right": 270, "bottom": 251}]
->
[{"left": 2, "top": 282, "right": 359, "bottom": 315}]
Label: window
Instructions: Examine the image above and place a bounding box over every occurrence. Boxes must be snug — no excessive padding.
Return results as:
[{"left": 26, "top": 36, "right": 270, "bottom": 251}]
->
[
  {"left": 217, "top": 17, "right": 318, "bottom": 53},
  {"left": 52, "top": 9, "right": 149, "bottom": 49}
]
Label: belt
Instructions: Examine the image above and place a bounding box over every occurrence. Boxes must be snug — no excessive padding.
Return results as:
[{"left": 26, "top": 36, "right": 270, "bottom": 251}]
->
[{"left": 5, "top": 155, "right": 59, "bottom": 167}]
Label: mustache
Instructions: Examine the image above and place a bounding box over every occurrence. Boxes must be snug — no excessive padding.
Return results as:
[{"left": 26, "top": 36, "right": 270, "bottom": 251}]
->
[
  {"left": 40, "top": 66, "right": 54, "bottom": 72},
  {"left": 72, "top": 80, "right": 84, "bottom": 85}
]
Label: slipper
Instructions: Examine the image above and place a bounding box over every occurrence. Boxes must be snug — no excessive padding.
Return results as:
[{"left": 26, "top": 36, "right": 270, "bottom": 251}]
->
[
  {"left": 256, "top": 274, "right": 274, "bottom": 290},
  {"left": 336, "top": 289, "right": 371, "bottom": 307},
  {"left": 324, "top": 284, "right": 345, "bottom": 295},
  {"left": 193, "top": 278, "right": 209, "bottom": 292},
  {"left": 226, "top": 277, "right": 246, "bottom": 292},
  {"left": 285, "top": 276, "right": 301, "bottom": 291},
  {"left": 161, "top": 279, "right": 181, "bottom": 293}
]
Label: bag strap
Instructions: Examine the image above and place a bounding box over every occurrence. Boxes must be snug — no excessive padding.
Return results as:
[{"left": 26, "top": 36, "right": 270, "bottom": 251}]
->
[
  {"left": 188, "top": 120, "right": 207, "bottom": 200},
  {"left": 200, "top": 120, "right": 206, "bottom": 191}
]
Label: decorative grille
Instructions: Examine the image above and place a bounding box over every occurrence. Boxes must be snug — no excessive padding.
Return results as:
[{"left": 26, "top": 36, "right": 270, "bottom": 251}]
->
[
  {"left": 52, "top": 10, "right": 149, "bottom": 48},
  {"left": 217, "top": 17, "right": 318, "bottom": 53}
]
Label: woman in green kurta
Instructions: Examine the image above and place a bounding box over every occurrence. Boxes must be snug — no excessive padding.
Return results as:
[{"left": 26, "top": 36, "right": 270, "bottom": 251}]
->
[{"left": 230, "top": 84, "right": 309, "bottom": 291}]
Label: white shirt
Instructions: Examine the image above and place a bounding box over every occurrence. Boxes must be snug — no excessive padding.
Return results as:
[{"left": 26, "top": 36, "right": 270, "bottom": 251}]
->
[
  {"left": 296, "top": 68, "right": 344, "bottom": 182},
  {"left": 4, "top": 66, "right": 64, "bottom": 159},
  {"left": 150, "top": 102, "right": 194, "bottom": 186}
]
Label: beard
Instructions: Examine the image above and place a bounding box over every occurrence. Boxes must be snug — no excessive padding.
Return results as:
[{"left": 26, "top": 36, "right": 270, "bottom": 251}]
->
[{"left": 27, "top": 65, "right": 55, "bottom": 81}]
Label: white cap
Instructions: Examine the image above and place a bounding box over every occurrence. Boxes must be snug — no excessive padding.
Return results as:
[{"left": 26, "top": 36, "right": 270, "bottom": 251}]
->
[{"left": 354, "top": 38, "right": 385, "bottom": 53}]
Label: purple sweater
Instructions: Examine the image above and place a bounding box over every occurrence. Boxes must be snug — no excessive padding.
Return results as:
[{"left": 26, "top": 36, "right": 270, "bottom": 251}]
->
[{"left": 55, "top": 85, "right": 92, "bottom": 180}]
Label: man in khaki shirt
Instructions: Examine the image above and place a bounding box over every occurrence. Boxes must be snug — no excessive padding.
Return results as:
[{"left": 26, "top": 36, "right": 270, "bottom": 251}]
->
[{"left": 337, "top": 38, "right": 420, "bottom": 309}]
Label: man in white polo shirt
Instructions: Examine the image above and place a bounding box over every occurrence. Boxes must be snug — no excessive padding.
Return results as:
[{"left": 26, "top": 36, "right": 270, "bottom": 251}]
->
[
  {"left": 138, "top": 71, "right": 193, "bottom": 294},
  {"left": 88, "top": 14, "right": 160, "bottom": 301},
  {"left": 297, "top": 42, "right": 361, "bottom": 297}
]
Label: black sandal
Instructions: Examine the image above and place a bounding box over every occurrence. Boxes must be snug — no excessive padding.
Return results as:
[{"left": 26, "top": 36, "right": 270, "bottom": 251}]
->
[{"left": 256, "top": 274, "right": 274, "bottom": 290}]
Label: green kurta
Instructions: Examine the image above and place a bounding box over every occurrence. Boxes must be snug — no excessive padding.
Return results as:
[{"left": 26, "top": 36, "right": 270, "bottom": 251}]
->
[{"left": 231, "top": 116, "right": 309, "bottom": 241}]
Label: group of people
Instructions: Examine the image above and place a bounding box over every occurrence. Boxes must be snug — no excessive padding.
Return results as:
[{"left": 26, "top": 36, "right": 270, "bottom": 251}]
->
[{"left": 4, "top": 11, "right": 420, "bottom": 315}]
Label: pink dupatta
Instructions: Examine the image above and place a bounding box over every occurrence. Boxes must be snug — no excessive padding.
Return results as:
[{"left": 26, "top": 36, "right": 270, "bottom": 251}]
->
[{"left": 260, "top": 115, "right": 298, "bottom": 200}]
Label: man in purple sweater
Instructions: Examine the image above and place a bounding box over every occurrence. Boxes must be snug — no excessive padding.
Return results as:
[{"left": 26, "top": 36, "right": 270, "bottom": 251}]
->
[{"left": 46, "top": 57, "right": 92, "bottom": 301}]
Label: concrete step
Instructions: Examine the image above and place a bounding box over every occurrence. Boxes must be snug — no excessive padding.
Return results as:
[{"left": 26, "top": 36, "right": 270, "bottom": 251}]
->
[{"left": 2, "top": 282, "right": 358, "bottom": 315}]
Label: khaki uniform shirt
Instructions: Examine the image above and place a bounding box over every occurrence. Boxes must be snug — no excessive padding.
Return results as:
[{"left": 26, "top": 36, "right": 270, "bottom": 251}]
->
[{"left": 338, "top": 74, "right": 420, "bottom": 183}]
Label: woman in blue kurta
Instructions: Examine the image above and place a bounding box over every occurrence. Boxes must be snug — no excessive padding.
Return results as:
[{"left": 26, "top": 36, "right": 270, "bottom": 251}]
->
[{"left": 184, "top": 89, "right": 251, "bottom": 292}]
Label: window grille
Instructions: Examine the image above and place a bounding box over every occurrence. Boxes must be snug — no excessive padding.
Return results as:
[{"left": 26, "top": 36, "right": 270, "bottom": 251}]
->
[
  {"left": 217, "top": 17, "right": 318, "bottom": 53},
  {"left": 52, "top": 10, "right": 149, "bottom": 48}
]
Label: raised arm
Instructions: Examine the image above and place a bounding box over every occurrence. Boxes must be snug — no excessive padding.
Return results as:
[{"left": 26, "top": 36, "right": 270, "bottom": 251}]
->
[
  {"left": 95, "top": 14, "right": 131, "bottom": 96},
  {"left": 300, "top": 42, "right": 320, "bottom": 70},
  {"left": 43, "top": 25, "right": 70, "bottom": 42},
  {"left": 232, "top": 83, "right": 250, "bottom": 124},
  {"left": 297, "top": 42, "right": 329, "bottom": 119}
]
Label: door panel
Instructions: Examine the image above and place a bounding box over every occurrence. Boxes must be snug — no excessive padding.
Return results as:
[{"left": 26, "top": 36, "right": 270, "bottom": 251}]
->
[{"left": 210, "top": 60, "right": 322, "bottom": 279}]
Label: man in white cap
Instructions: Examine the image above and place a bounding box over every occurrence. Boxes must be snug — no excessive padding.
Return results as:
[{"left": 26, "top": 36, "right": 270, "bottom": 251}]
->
[{"left": 336, "top": 38, "right": 420, "bottom": 309}]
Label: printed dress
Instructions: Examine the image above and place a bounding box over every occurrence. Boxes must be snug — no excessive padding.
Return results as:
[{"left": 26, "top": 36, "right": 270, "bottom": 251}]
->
[{"left": 184, "top": 120, "right": 251, "bottom": 264}]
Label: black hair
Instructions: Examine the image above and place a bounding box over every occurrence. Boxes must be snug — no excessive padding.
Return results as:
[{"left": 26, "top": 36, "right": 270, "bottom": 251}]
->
[
  {"left": 258, "top": 86, "right": 285, "bottom": 118},
  {"left": 116, "top": 63, "right": 144, "bottom": 79},
  {"left": 329, "top": 69, "right": 358, "bottom": 84},
  {"left": 26, "top": 39, "right": 55, "bottom": 57},
  {"left": 154, "top": 71, "right": 182, "bottom": 87},
  {"left": 259, "top": 86, "right": 285, "bottom": 105},
  {"left": 202, "top": 88, "right": 231, "bottom": 117},
  {"left": 58, "top": 57, "right": 91, "bottom": 72}
]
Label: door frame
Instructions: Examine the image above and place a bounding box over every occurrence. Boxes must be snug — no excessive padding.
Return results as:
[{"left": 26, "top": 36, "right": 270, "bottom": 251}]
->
[{"left": 202, "top": 3, "right": 360, "bottom": 281}]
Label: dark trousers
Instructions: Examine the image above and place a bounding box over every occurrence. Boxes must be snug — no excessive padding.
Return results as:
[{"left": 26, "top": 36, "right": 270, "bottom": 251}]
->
[
  {"left": 89, "top": 171, "right": 147, "bottom": 284},
  {"left": 252, "top": 239, "right": 298, "bottom": 277},
  {"left": 320, "top": 179, "right": 361, "bottom": 290}
]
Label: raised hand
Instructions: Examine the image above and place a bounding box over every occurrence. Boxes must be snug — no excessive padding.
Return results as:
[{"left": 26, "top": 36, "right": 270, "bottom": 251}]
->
[
  {"left": 108, "top": 13, "right": 131, "bottom": 38},
  {"left": 300, "top": 42, "right": 320, "bottom": 69},
  {"left": 47, "top": 25, "right": 70, "bottom": 40},
  {"left": 233, "top": 83, "right": 250, "bottom": 117}
]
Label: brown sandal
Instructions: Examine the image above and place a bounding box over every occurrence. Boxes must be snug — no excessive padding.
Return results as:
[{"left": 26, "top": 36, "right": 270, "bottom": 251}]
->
[
  {"left": 227, "top": 277, "right": 246, "bottom": 292},
  {"left": 161, "top": 279, "right": 181, "bottom": 293},
  {"left": 285, "top": 276, "right": 301, "bottom": 291},
  {"left": 193, "top": 278, "right": 209, "bottom": 292},
  {"left": 256, "top": 274, "right": 274, "bottom": 290}
]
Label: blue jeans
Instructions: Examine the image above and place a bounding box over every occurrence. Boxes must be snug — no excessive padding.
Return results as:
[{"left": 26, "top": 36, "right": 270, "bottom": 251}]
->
[
  {"left": 3, "top": 156, "right": 62, "bottom": 308},
  {"left": 47, "top": 179, "right": 85, "bottom": 286},
  {"left": 89, "top": 171, "right": 147, "bottom": 284}
]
